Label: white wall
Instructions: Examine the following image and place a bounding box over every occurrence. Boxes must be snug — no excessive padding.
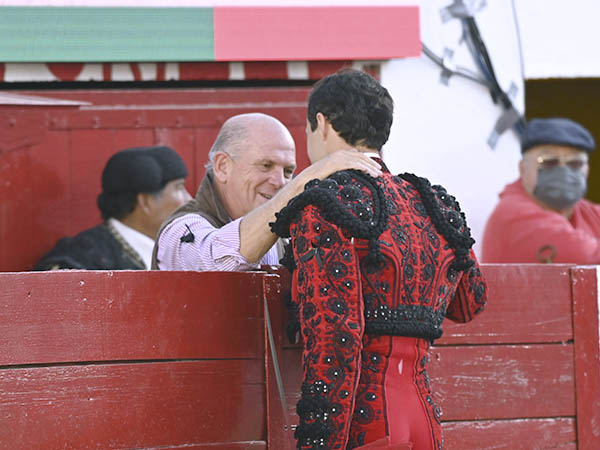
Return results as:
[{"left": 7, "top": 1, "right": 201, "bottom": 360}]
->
[
  {"left": 381, "top": 0, "right": 524, "bottom": 257},
  {"left": 514, "top": 0, "right": 600, "bottom": 79}
]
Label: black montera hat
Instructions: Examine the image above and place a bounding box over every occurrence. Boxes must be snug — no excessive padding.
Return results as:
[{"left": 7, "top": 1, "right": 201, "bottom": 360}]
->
[
  {"left": 101, "top": 146, "right": 188, "bottom": 194},
  {"left": 521, "top": 118, "right": 595, "bottom": 153}
]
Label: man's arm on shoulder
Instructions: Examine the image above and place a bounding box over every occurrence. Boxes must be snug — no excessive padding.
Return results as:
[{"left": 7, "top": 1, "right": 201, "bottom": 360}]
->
[
  {"left": 156, "top": 214, "right": 264, "bottom": 271},
  {"left": 239, "top": 149, "right": 382, "bottom": 263}
]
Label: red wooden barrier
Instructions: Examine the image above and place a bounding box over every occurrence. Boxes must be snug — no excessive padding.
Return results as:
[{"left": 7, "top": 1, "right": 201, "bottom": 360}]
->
[
  {"left": 0, "top": 265, "right": 598, "bottom": 449},
  {"left": 276, "top": 264, "right": 600, "bottom": 450},
  {"left": 0, "top": 270, "right": 285, "bottom": 450},
  {"left": 571, "top": 267, "right": 600, "bottom": 448}
]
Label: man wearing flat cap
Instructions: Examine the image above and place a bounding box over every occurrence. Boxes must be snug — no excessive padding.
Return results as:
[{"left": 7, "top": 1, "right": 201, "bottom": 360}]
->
[
  {"left": 482, "top": 117, "right": 600, "bottom": 263},
  {"left": 35, "top": 146, "right": 192, "bottom": 270}
]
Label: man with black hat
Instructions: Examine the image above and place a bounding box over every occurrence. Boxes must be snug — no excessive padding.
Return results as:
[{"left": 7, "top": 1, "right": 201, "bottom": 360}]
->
[
  {"left": 35, "top": 146, "right": 191, "bottom": 270},
  {"left": 482, "top": 117, "right": 600, "bottom": 263}
]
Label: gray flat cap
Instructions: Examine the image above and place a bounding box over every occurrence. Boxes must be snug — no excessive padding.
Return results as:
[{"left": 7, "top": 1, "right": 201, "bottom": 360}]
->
[{"left": 521, "top": 118, "right": 595, "bottom": 153}]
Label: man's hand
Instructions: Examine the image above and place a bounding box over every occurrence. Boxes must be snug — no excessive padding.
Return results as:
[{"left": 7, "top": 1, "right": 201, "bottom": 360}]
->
[
  {"left": 239, "top": 150, "right": 382, "bottom": 263},
  {"left": 301, "top": 149, "right": 382, "bottom": 182}
]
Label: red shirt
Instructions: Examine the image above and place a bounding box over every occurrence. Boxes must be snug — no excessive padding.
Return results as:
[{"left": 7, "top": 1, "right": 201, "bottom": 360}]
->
[{"left": 481, "top": 179, "right": 600, "bottom": 263}]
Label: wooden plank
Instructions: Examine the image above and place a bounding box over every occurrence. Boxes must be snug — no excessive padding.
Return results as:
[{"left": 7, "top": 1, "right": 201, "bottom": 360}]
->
[
  {"left": 0, "top": 143, "right": 35, "bottom": 271},
  {"left": 68, "top": 128, "right": 119, "bottom": 233},
  {"left": 280, "top": 343, "right": 576, "bottom": 423},
  {"left": 438, "top": 264, "right": 574, "bottom": 345},
  {"left": 281, "top": 347, "right": 301, "bottom": 426},
  {"left": 429, "top": 344, "right": 576, "bottom": 421},
  {"left": 262, "top": 269, "right": 295, "bottom": 450},
  {"left": 28, "top": 131, "right": 72, "bottom": 269},
  {"left": 0, "top": 271, "right": 266, "bottom": 365},
  {"left": 150, "top": 444, "right": 266, "bottom": 450},
  {"left": 18, "top": 88, "right": 311, "bottom": 106},
  {"left": 0, "top": 92, "right": 86, "bottom": 106},
  {"left": 571, "top": 266, "right": 600, "bottom": 449},
  {"left": 53, "top": 107, "right": 307, "bottom": 130},
  {"left": 0, "top": 360, "right": 265, "bottom": 450},
  {"left": 154, "top": 127, "right": 197, "bottom": 194},
  {"left": 443, "top": 418, "right": 576, "bottom": 449}
]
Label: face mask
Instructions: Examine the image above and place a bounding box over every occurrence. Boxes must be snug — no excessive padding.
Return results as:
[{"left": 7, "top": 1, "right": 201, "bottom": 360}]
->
[{"left": 533, "top": 166, "right": 587, "bottom": 211}]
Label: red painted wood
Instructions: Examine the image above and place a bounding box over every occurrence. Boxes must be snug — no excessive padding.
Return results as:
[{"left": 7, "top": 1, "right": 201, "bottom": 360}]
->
[
  {"left": 245, "top": 62, "right": 288, "bottom": 80},
  {"left": 18, "top": 88, "right": 311, "bottom": 106},
  {"left": 130, "top": 62, "right": 143, "bottom": 81},
  {"left": 102, "top": 62, "right": 111, "bottom": 80},
  {"left": 213, "top": 7, "right": 421, "bottom": 61},
  {"left": 571, "top": 266, "right": 600, "bottom": 449},
  {"left": 53, "top": 107, "right": 305, "bottom": 131},
  {"left": 308, "top": 61, "right": 352, "bottom": 80},
  {"left": 0, "top": 107, "right": 48, "bottom": 152},
  {"left": 280, "top": 343, "right": 576, "bottom": 423},
  {"left": 443, "top": 418, "right": 576, "bottom": 449},
  {"left": 47, "top": 63, "right": 85, "bottom": 81},
  {"left": 157, "top": 62, "right": 166, "bottom": 81},
  {"left": 152, "top": 445, "right": 266, "bottom": 450},
  {"left": 261, "top": 268, "right": 295, "bottom": 450},
  {"left": 179, "top": 62, "right": 230, "bottom": 81},
  {"left": 0, "top": 271, "right": 267, "bottom": 365},
  {"left": 28, "top": 131, "right": 72, "bottom": 264},
  {"left": 429, "top": 344, "right": 576, "bottom": 420},
  {"left": 439, "top": 264, "right": 574, "bottom": 345},
  {"left": 154, "top": 127, "right": 198, "bottom": 194},
  {"left": 0, "top": 360, "right": 265, "bottom": 450}
]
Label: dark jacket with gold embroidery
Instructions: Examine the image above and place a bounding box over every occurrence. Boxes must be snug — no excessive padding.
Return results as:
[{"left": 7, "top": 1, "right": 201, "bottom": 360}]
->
[
  {"left": 270, "top": 166, "right": 487, "bottom": 450},
  {"left": 34, "top": 223, "right": 145, "bottom": 270}
]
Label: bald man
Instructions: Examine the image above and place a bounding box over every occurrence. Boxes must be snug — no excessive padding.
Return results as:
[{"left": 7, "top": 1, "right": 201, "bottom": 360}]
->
[{"left": 152, "top": 113, "right": 381, "bottom": 271}]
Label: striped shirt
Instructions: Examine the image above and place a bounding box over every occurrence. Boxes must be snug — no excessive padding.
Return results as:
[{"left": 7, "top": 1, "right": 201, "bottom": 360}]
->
[{"left": 156, "top": 213, "right": 279, "bottom": 271}]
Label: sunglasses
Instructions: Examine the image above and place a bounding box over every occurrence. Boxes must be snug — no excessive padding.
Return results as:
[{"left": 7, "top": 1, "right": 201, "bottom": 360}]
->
[{"left": 535, "top": 155, "right": 588, "bottom": 171}]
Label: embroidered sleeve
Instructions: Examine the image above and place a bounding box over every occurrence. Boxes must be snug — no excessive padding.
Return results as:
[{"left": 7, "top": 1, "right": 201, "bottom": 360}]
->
[
  {"left": 445, "top": 248, "right": 488, "bottom": 322},
  {"left": 290, "top": 203, "right": 364, "bottom": 450}
]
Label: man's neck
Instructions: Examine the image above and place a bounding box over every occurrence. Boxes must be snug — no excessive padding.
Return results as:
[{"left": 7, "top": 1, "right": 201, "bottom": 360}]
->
[
  {"left": 213, "top": 181, "right": 236, "bottom": 221},
  {"left": 119, "top": 214, "right": 155, "bottom": 239}
]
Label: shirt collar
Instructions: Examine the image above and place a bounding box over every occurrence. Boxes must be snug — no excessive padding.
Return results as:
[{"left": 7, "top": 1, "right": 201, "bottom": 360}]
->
[{"left": 108, "top": 218, "right": 155, "bottom": 269}]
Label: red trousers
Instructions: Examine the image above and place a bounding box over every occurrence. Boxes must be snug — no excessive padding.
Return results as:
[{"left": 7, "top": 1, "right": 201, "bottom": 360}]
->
[{"left": 349, "top": 336, "right": 442, "bottom": 450}]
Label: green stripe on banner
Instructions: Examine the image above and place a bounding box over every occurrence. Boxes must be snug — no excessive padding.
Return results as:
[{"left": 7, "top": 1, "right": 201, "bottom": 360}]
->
[{"left": 0, "top": 7, "right": 215, "bottom": 62}]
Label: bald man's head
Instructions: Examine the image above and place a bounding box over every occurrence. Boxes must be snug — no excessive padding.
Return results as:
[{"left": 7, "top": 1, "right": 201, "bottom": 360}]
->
[
  {"left": 205, "top": 113, "right": 294, "bottom": 171},
  {"left": 207, "top": 113, "right": 297, "bottom": 219}
]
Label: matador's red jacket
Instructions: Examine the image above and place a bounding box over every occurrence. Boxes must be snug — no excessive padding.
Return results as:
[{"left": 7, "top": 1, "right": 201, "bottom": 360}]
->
[{"left": 271, "top": 166, "right": 488, "bottom": 450}]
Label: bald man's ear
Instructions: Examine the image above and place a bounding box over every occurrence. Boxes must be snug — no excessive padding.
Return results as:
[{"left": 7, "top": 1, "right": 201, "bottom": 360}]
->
[{"left": 212, "top": 152, "right": 231, "bottom": 183}]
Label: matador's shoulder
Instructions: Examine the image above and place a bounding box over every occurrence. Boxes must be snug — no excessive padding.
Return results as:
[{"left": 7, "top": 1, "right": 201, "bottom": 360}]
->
[
  {"left": 397, "top": 172, "right": 475, "bottom": 271},
  {"left": 270, "top": 169, "right": 388, "bottom": 241}
]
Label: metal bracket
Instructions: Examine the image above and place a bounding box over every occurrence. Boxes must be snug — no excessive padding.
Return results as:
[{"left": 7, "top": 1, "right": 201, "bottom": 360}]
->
[
  {"left": 440, "top": 48, "right": 456, "bottom": 85},
  {"left": 487, "top": 82, "right": 521, "bottom": 149},
  {"left": 440, "top": 0, "right": 487, "bottom": 23}
]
